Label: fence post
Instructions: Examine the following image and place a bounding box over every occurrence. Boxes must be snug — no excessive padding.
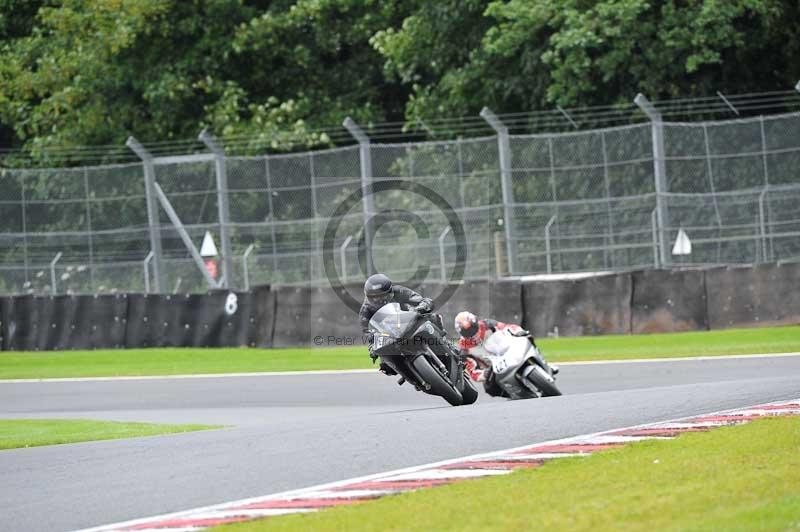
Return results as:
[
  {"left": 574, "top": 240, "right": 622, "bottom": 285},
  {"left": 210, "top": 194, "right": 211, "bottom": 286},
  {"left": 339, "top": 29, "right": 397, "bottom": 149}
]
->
[
  {"left": 600, "top": 131, "right": 615, "bottom": 269},
  {"left": 242, "top": 244, "right": 255, "bottom": 291},
  {"left": 126, "top": 136, "right": 165, "bottom": 292},
  {"left": 264, "top": 157, "right": 279, "bottom": 279},
  {"left": 82, "top": 168, "right": 95, "bottom": 290},
  {"left": 438, "top": 226, "right": 451, "bottom": 282},
  {"left": 456, "top": 138, "right": 466, "bottom": 209},
  {"left": 199, "top": 129, "right": 233, "bottom": 289},
  {"left": 308, "top": 152, "right": 320, "bottom": 282},
  {"left": 494, "top": 231, "right": 506, "bottom": 277},
  {"left": 702, "top": 124, "right": 724, "bottom": 263},
  {"left": 480, "top": 107, "right": 517, "bottom": 275},
  {"left": 759, "top": 115, "right": 769, "bottom": 186},
  {"left": 545, "top": 215, "right": 556, "bottom": 274},
  {"left": 143, "top": 251, "right": 154, "bottom": 293},
  {"left": 651, "top": 208, "right": 660, "bottom": 268},
  {"left": 634, "top": 94, "right": 670, "bottom": 267},
  {"left": 20, "top": 170, "right": 29, "bottom": 284},
  {"left": 50, "top": 252, "right": 62, "bottom": 295},
  {"left": 343, "top": 117, "right": 375, "bottom": 276},
  {"left": 758, "top": 188, "right": 769, "bottom": 263},
  {"left": 339, "top": 235, "right": 353, "bottom": 283},
  {"left": 153, "top": 182, "right": 219, "bottom": 289}
]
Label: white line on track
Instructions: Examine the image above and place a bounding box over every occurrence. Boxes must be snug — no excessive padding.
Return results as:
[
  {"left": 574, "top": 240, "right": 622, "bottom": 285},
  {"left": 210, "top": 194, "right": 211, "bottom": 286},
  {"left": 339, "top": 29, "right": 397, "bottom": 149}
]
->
[
  {"left": 0, "top": 369, "right": 375, "bottom": 383},
  {"left": 556, "top": 352, "right": 800, "bottom": 365},
  {"left": 76, "top": 397, "right": 800, "bottom": 532},
  {"left": 2, "top": 352, "right": 799, "bottom": 384}
]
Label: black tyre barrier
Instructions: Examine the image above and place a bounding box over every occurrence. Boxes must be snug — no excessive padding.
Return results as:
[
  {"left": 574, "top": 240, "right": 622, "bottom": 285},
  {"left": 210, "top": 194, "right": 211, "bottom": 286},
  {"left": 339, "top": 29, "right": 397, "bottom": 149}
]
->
[
  {"left": 1, "top": 294, "right": 127, "bottom": 351},
  {"left": 271, "top": 286, "right": 312, "bottom": 348},
  {"left": 272, "top": 283, "right": 367, "bottom": 348},
  {"left": 1, "top": 265, "right": 798, "bottom": 351},
  {"left": 252, "top": 284, "right": 277, "bottom": 348},
  {"left": 124, "top": 291, "right": 258, "bottom": 348}
]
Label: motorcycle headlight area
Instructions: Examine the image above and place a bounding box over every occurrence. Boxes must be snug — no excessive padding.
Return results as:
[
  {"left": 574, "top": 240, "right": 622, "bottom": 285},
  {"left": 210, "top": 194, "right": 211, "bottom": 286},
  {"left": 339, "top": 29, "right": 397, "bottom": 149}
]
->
[{"left": 374, "top": 335, "right": 395, "bottom": 349}]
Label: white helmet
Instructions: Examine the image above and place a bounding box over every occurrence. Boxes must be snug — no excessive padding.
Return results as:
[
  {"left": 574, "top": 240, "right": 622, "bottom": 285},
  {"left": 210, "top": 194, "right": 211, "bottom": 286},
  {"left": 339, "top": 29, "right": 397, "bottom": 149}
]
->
[{"left": 454, "top": 311, "right": 479, "bottom": 339}]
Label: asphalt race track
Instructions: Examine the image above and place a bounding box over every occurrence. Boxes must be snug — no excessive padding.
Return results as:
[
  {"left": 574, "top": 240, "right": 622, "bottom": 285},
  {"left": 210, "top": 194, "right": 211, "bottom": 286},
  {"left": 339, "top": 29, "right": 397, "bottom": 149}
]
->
[{"left": 2, "top": 355, "right": 800, "bottom": 531}]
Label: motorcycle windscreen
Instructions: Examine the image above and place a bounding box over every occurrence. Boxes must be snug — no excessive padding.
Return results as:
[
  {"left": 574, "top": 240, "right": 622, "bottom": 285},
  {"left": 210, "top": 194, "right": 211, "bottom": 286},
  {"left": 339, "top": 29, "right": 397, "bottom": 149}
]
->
[{"left": 369, "top": 302, "right": 417, "bottom": 339}]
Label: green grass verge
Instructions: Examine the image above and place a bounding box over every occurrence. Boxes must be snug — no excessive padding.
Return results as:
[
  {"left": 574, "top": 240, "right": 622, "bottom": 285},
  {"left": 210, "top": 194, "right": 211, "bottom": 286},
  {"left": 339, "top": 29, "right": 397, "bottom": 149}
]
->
[
  {"left": 0, "top": 325, "right": 798, "bottom": 379},
  {"left": 538, "top": 324, "right": 800, "bottom": 361},
  {"left": 216, "top": 416, "right": 800, "bottom": 531},
  {"left": 0, "top": 419, "right": 221, "bottom": 450},
  {"left": 0, "top": 347, "right": 370, "bottom": 379}
]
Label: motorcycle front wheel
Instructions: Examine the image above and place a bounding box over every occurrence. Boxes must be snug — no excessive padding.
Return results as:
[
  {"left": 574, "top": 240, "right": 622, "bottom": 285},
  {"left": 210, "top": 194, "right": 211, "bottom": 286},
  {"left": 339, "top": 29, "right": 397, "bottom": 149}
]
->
[
  {"left": 412, "top": 356, "right": 463, "bottom": 406},
  {"left": 526, "top": 364, "right": 562, "bottom": 397},
  {"left": 459, "top": 376, "right": 479, "bottom": 405}
]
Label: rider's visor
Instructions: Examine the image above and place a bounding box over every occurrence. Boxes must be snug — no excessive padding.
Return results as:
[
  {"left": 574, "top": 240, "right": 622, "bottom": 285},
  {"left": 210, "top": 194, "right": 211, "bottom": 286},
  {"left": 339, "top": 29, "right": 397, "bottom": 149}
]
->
[{"left": 368, "top": 292, "right": 392, "bottom": 307}]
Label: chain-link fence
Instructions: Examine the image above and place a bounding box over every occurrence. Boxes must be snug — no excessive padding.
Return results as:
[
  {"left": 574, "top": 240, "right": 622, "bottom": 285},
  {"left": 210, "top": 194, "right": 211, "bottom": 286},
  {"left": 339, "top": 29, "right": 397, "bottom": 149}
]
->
[{"left": 1, "top": 111, "right": 799, "bottom": 295}]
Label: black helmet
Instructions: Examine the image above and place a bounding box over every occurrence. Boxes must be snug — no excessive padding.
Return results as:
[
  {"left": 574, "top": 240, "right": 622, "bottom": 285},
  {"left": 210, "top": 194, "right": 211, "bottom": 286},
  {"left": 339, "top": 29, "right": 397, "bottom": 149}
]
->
[{"left": 364, "top": 274, "right": 393, "bottom": 307}]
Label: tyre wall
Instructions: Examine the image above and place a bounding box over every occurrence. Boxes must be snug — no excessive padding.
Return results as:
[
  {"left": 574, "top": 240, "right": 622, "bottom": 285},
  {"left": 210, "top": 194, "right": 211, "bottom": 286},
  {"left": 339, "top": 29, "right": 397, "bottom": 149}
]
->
[
  {"left": 1, "top": 294, "right": 128, "bottom": 350},
  {"left": 271, "top": 283, "right": 365, "bottom": 348},
  {"left": 0, "top": 287, "right": 272, "bottom": 350},
  {"left": 1, "top": 264, "right": 798, "bottom": 351}
]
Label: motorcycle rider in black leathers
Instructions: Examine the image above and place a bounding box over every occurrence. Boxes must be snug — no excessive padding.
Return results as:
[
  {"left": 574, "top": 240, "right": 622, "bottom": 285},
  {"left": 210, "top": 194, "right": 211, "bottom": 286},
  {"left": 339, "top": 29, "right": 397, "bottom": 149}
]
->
[{"left": 360, "top": 273, "right": 433, "bottom": 375}]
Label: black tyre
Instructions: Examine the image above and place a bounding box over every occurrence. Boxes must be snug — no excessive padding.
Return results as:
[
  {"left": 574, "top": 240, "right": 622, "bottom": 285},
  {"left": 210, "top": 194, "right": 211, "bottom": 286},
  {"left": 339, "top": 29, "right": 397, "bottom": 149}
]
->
[
  {"left": 412, "top": 356, "right": 463, "bottom": 406},
  {"left": 526, "top": 364, "right": 562, "bottom": 397},
  {"left": 459, "top": 376, "right": 479, "bottom": 405},
  {"left": 482, "top": 368, "right": 509, "bottom": 398}
]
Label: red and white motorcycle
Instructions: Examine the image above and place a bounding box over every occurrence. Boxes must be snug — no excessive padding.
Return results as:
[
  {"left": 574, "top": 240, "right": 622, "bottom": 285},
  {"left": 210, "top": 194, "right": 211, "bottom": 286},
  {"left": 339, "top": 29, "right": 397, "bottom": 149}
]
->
[{"left": 482, "top": 329, "right": 562, "bottom": 399}]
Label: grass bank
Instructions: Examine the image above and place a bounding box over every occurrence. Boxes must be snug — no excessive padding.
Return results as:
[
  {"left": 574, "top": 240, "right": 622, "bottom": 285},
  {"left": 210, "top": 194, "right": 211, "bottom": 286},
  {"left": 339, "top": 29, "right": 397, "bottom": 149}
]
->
[
  {"left": 0, "top": 419, "right": 220, "bottom": 450},
  {"left": 0, "top": 325, "right": 797, "bottom": 379},
  {"left": 217, "top": 416, "right": 800, "bottom": 531}
]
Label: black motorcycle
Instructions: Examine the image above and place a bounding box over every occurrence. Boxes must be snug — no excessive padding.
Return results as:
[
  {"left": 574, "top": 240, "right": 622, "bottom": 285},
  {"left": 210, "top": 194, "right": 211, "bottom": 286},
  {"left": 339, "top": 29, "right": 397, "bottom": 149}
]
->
[{"left": 369, "top": 302, "right": 478, "bottom": 406}]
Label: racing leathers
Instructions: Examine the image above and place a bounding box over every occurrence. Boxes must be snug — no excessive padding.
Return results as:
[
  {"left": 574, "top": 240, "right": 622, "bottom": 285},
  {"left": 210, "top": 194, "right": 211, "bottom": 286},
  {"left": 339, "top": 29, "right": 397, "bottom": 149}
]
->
[
  {"left": 360, "top": 285, "right": 433, "bottom": 374},
  {"left": 458, "top": 318, "right": 527, "bottom": 397}
]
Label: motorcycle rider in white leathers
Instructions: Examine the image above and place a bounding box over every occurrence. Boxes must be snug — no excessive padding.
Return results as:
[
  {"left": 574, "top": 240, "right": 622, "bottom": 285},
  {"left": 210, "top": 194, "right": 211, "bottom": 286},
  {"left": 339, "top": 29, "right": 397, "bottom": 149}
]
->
[{"left": 454, "top": 311, "right": 558, "bottom": 397}]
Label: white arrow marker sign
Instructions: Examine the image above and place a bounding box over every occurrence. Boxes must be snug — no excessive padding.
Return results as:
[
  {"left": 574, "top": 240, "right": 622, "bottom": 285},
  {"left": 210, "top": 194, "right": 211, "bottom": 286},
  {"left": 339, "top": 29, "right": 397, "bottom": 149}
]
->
[
  {"left": 200, "top": 231, "right": 219, "bottom": 258},
  {"left": 672, "top": 228, "right": 692, "bottom": 255}
]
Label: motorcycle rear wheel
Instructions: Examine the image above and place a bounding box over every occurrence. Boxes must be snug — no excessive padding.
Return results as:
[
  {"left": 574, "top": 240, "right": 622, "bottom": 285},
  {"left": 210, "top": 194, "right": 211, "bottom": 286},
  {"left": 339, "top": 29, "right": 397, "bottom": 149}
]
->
[{"left": 412, "top": 356, "right": 463, "bottom": 406}]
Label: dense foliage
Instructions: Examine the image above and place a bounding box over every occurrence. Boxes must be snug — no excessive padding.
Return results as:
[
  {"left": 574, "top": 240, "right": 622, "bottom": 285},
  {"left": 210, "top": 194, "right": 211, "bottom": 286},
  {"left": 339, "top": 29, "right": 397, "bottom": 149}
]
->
[{"left": 0, "top": 0, "right": 798, "bottom": 162}]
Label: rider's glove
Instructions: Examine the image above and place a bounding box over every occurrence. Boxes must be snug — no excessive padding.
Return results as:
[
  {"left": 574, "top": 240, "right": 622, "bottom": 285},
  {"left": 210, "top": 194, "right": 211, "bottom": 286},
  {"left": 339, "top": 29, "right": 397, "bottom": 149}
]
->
[
  {"left": 414, "top": 298, "right": 433, "bottom": 314},
  {"left": 464, "top": 358, "right": 486, "bottom": 382},
  {"left": 379, "top": 362, "right": 397, "bottom": 376},
  {"left": 367, "top": 340, "right": 378, "bottom": 362}
]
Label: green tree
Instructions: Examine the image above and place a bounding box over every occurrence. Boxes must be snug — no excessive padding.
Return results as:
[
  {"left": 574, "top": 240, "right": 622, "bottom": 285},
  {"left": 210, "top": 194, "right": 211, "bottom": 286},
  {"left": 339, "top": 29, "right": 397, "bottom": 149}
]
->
[
  {"left": 209, "top": 0, "right": 413, "bottom": 150},
  {"left": 375, "top": 0, "right": 800, "bottom": 121},
  {"left": 0, "top": 0, "right": 414, "bottom": 164}
]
